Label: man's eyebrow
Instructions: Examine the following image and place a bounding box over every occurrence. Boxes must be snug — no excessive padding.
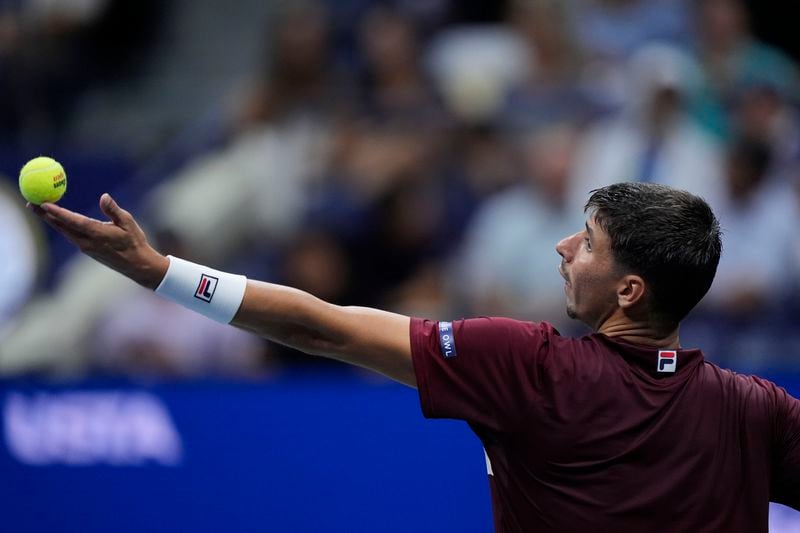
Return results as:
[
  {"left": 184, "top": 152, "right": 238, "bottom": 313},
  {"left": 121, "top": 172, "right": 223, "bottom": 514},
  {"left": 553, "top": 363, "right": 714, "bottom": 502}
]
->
[{"left": 585, "top": 221, "right": 594, "bottom": 239}]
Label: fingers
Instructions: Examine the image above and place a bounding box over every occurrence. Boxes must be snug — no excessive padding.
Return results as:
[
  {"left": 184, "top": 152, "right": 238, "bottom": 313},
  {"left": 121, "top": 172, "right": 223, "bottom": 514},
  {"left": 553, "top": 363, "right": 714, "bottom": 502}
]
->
[
  {"left": 26, "top": 195, "right": 138, "bottom": 252},
  {"left": 36, "top": 208, "right": 91, "bottom": 244},
  {"left": 27, "top": 202, "right": 103, "bottom": 249},
  {"left": 100, "top": 193, "right": 134, "bottom": 228},
  {"left": 38, "top": 202, "right": 99, "bottom": 234}
]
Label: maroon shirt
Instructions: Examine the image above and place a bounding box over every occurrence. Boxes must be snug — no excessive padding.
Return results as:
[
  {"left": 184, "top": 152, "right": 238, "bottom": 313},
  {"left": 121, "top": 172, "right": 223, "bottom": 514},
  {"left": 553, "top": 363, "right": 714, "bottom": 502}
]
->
[{"left": 410, "top": 317, "right": 800, "bottom": 532}]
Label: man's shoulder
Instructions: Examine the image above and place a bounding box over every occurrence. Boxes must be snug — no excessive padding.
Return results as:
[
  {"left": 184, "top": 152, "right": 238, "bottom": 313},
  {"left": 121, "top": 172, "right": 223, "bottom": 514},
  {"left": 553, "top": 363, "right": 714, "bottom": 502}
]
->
[
  {"left": 700, "top": 361, "right": 778, "bottom": 389},
  {"left": 697, "top": 361, "right": 799, "bottom": 409}
]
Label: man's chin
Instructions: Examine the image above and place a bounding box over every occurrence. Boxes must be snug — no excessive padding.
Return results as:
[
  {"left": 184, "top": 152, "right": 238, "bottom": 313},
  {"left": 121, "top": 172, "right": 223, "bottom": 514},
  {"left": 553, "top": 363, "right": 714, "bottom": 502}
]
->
[{"left": 566, "top": 306, "right": 578, "bottom": 320}]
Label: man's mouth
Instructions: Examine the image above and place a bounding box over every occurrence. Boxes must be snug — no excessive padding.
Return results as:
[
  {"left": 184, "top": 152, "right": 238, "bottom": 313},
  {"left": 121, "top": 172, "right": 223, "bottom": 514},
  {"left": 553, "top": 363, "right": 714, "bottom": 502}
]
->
[{"left": 558, "top": 264, "right": 569, "bottom": 284}]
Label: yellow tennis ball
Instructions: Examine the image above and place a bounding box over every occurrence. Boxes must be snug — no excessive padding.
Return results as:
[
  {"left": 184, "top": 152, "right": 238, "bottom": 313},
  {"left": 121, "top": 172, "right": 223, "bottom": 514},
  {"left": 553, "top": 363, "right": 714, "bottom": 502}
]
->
[{"left": 19, "top": 156, "right": 67, "bottom": 205}]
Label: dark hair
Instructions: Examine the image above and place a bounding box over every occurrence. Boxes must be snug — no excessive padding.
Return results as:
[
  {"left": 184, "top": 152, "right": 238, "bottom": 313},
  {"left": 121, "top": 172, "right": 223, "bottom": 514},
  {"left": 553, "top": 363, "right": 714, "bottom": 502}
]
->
[{"left": 585, "top": 183, "right": 722, "bottom": 327}]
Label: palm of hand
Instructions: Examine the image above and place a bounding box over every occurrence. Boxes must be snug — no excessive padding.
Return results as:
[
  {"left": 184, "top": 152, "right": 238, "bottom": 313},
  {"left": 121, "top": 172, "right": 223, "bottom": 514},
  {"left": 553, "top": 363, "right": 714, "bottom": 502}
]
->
[{"left": 30, "top": 194, "right": 169, "bottom": 289}]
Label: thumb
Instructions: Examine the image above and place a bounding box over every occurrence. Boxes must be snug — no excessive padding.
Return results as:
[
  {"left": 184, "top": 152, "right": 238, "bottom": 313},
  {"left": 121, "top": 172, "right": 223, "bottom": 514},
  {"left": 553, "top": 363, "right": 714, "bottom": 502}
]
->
[{"left": 100, "top": 193, "right": 132, "bottom": 227}]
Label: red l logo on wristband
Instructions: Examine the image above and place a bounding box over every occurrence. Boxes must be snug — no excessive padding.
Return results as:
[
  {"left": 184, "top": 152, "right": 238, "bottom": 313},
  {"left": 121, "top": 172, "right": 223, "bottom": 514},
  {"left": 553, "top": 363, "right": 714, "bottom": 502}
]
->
[{"left": 194, "top": 274, "right": 219, "bottom": 303}]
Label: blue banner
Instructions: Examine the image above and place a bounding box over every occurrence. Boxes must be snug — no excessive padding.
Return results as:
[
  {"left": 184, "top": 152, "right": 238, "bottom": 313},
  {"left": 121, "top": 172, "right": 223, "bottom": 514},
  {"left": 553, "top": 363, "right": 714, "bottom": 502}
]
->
[{"left": 1, "top": 373, "right": 798, "bottom": 532}]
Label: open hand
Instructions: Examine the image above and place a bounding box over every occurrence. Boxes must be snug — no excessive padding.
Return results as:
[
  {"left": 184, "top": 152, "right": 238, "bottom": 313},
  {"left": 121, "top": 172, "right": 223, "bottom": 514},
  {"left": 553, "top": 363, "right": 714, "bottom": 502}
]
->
[{"left": 29, "top": 193, "right": 169, "bottom": 290}]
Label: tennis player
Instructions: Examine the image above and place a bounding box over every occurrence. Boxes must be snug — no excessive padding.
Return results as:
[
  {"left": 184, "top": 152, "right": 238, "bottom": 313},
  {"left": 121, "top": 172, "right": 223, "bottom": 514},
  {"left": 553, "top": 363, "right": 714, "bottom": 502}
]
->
[{"left": 31, "top": 182, "right": 799, "bottom": 532}]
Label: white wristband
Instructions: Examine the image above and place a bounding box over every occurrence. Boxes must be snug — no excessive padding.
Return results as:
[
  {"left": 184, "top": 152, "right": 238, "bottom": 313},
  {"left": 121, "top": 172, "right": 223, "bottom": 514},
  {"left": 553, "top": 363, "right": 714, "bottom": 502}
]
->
[{"left": 155, "top": 255, "right": 247, "bottom": 324}]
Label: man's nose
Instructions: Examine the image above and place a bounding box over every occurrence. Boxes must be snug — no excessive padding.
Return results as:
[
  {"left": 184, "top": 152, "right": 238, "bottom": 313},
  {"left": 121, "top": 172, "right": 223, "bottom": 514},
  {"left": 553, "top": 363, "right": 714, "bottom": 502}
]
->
[{"left": 556, "top": 233, "right": 577, "bottom": 261}]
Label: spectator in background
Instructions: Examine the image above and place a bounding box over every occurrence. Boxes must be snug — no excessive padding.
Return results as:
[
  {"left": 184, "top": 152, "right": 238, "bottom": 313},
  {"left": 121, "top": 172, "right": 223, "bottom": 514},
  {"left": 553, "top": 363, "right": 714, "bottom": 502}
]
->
[
  {"left": 426, "top": 17, "right": 528, "bottom": 124},
  {"left": 347, "top": 176, "right": 449, "bottom": 307},
  {"left": 691, "top": 0, "right": 799, "bottom": 140},
  {"left": 280, "top": 230, "right": 353, "bottom": 307},
  {"left": 147, "top": 120, "right": 326, "bottom": 269},
  {"left": 572, "top": 0, "right": 690, "bottom": 60},
  {"left": 305, "top": 5, "right": 457, "bottom": 311},
  {"left": 571, "top": 0, "right": 692, "bottom": 109},
  {"left": 423, "top": 7, "right": 528, "bottom": 216},
  {"left": 430, "top": 123, "right": 518, "bottom": 233},
  {"left": 732, "top": 82, "right": 800, "bottom": 166},
  {"left": 0, "top": 0, "right": 110, "bottom": 144},
  {"left": 500, "top": 0, "right": 604, "bottom": 133},
  {"left": 311, "top": 5, "right": 444, "bottom": 208},
  {"left": 235, "top": 0, "right": 350, "bottom": 132},
  {"left": 355, "top": 5, "right": 443, "bottom": 127},
  {"left": 0, "top": 0, "right": 160, "bottom": 147},
  {"left": 457, "top": 124, "right": 583, "bottom": 330},
  {"left": 312, "top": 126, "right": 452, "bottom": 309},
  {"left": 702, "top": 138, "right": 799, "bottom": 317},
  {"left": 569, "top": 43, "right": 725, "bottom": 212},
  {"left": 149, "top": 0, "right": 342, "bottom": 268}
]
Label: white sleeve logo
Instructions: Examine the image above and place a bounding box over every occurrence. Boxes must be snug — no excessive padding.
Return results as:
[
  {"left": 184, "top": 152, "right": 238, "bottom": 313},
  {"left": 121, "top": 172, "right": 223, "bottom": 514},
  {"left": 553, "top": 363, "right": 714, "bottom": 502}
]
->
[{"left": 437, "top": 321, "right": 458, "bottom": 358}]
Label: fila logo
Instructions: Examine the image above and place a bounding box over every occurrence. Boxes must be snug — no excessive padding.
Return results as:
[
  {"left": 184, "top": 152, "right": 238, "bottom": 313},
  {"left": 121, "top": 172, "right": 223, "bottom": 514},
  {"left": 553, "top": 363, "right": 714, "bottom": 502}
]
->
[
  {"left": 194, "top": 274, "right": 219, "bottom": 303},
  {"left": 657, "top": 350, "right": 677, "bottom": 373}
]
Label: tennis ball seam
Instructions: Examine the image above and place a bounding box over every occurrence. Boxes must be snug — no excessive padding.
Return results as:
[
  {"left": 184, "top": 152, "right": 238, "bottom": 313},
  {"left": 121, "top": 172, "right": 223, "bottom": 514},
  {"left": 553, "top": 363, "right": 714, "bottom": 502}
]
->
[{"left": 20, "top": 163, "right": 62, "bottom": 179}]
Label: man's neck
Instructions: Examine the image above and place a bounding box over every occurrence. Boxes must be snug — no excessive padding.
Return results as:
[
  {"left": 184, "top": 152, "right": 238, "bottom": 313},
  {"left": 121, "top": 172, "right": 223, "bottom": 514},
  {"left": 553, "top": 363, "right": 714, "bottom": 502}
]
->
[{"left": 596, "top": 314, "right": 680, "bottom": 349}]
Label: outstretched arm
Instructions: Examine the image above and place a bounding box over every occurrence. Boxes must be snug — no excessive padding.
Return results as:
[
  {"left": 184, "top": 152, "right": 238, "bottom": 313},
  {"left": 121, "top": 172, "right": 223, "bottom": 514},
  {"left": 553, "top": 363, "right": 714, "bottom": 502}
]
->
[{"left": 31, "top": 194, "right": 415, "bottom": 386}]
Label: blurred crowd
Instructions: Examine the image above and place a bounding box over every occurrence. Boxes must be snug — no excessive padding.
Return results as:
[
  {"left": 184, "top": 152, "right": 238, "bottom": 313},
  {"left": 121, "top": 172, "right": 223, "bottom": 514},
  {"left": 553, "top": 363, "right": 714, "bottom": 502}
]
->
[{"left": 1, "top": 0, "right": 799, "bottom": 379}]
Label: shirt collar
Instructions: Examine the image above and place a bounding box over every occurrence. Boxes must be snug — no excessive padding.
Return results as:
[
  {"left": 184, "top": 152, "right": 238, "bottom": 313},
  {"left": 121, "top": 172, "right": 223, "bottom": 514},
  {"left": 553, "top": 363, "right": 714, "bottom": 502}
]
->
[{"left": 593, "top": 333, "right": 705, "bottom": 378}]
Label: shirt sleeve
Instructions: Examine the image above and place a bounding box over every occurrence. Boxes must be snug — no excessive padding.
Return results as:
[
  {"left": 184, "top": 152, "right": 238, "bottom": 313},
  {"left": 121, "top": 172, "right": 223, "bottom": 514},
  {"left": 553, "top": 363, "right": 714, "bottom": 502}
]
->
[
  {"left": 410, "top": 316, "right": 558, "bottom": 432},
  {"left": 772, "top": 385, "right": 800, "bottom": 509}
]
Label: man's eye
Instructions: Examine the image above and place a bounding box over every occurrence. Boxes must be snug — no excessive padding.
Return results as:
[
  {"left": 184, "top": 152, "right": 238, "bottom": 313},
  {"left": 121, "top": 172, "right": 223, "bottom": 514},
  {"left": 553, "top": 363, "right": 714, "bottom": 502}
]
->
[{"left": 585, "top": 238, "right": 592, "bottom": 251}]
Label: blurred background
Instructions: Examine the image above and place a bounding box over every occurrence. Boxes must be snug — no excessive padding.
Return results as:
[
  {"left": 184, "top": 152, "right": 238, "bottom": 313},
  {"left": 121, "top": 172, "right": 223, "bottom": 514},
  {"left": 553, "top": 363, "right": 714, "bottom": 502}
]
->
[{"left": 0, "top": 0, "right": 799, "bottom": 531}]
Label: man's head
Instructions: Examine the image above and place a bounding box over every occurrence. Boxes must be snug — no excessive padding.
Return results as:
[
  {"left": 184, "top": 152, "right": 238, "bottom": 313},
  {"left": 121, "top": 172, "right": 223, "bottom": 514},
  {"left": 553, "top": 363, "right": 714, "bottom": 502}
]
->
[{"left": 556, "top": 183, "right": 722, "bottom": 333}]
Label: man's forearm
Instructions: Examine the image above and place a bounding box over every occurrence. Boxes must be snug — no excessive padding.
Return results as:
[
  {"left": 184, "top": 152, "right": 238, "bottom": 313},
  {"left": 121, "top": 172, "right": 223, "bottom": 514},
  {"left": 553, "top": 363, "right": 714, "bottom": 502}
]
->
[
  {"left": 232, "top": 282, "right": 350, "bottom": 355},
  {"left": 149, "top": 258, "right": 415, "bottom": 385},
  {"left": 231, "top": 281, "right": 415, "bottom": 386}
]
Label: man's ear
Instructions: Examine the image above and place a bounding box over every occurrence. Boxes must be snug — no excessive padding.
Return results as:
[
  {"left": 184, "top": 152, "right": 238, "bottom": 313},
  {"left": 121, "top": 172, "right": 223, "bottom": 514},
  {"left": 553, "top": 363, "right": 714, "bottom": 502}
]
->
[{"left": 617, "top": 274, "right": 646, "bottom": 309}]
